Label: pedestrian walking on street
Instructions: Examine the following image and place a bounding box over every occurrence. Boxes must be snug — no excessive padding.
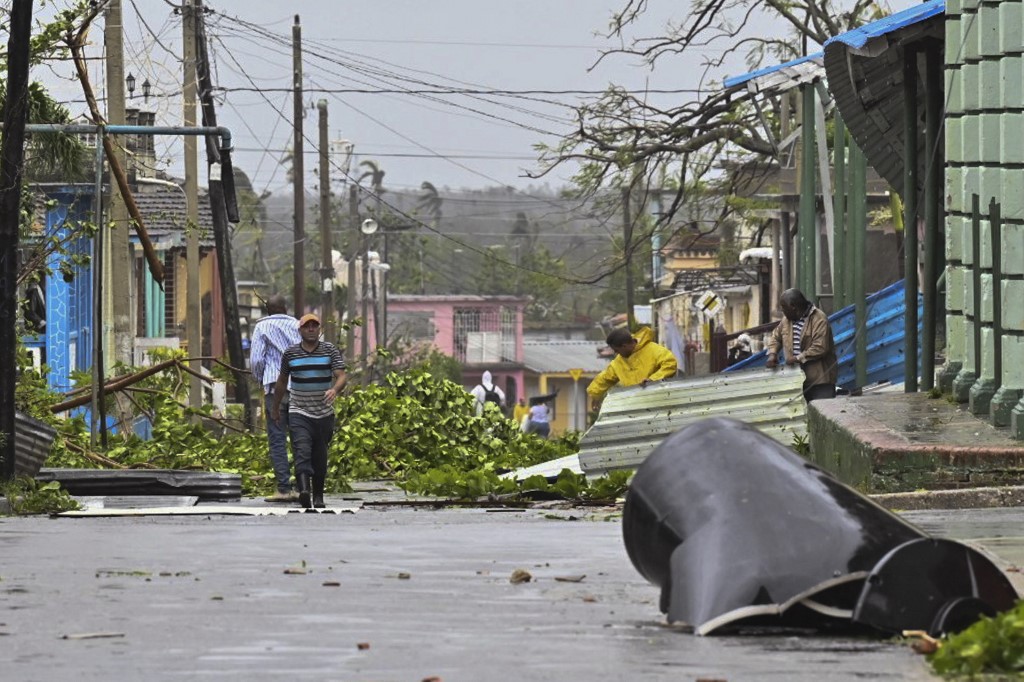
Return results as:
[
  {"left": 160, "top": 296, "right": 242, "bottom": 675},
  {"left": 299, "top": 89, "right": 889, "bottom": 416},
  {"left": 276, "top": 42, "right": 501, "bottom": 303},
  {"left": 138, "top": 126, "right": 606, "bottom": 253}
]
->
[
  {"left": 248, "top": 294, "right": 301, "bottom": 502},
  {"left": 271, "top": 314, "right": 347, "bottom": 509},
  {"left": 525, "top": 399, "right": 551, "bottom": 438},
  {"left": 766, "top": 288, "right": 838, "bottom": 402},
  {"left": 470, "top": 370, "right": 505, "bottom": 416}
]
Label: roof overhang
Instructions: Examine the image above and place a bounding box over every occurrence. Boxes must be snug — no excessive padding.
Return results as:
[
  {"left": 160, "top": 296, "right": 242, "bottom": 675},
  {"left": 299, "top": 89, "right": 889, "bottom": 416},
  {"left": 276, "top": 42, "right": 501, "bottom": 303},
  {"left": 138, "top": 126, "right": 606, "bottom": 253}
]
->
[
  {"left": 823, "top": 0, "right": 945, "bottom": 199},
  {"left": 724, "top": 53, "right": 826, "bottom": 98}
]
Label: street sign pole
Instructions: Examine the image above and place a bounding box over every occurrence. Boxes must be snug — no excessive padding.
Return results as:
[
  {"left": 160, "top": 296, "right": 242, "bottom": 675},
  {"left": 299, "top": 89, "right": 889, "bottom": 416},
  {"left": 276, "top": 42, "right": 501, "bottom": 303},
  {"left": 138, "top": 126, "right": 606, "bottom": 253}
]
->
[{"left": 569, "top": 368, "right": 584, "bottom": 430}]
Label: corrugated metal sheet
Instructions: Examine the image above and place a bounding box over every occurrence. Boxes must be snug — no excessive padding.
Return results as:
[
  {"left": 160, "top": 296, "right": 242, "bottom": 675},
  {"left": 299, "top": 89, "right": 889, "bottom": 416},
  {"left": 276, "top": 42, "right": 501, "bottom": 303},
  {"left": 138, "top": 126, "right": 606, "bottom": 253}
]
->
[
  {"left": 822, "top": 1, "right": 944, "bottom": 201},
  {"left": 522, "top": 341, "right": 608, "bottom": 374},
  {"left": 725, "top": 279, "right": 923, "bottom": 390},
  {"left": 824, "top": 0, "right": 944, "bottom": 51},
  {"left": 577, "top": 368, "right": 806, "bottom": 475},
  {"left": 723, "top": 52, "right": 824, "bottom": 92}
]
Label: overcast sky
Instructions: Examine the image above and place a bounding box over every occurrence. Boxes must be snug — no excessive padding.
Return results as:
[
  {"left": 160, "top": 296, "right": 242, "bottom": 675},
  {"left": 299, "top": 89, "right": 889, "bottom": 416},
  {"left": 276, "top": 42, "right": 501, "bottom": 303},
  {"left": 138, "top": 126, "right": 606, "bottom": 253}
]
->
[{"left": 34, "top": 0, "right": 919, "bottom": 197}]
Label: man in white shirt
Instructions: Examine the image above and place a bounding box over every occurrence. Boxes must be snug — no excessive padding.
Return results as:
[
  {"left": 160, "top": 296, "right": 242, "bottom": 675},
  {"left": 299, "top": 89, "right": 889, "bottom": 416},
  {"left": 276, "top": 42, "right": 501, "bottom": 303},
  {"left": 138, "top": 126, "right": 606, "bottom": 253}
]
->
[{"left": 249, "top": 295, "right": 301, "bottom": 501}]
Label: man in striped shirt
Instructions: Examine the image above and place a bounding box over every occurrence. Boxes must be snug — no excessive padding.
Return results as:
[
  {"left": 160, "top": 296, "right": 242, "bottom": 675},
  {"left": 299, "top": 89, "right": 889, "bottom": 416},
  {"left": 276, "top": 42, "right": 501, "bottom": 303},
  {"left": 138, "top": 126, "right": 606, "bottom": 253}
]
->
[
  {"left": 271, "top": 314, "right": 347, "bottom": 509},
  {"left": 249, "top": 295, "right": 301, "bottom": 501},
  {"left": 766, "top": 288, "right": 838, "bottom": 402}
]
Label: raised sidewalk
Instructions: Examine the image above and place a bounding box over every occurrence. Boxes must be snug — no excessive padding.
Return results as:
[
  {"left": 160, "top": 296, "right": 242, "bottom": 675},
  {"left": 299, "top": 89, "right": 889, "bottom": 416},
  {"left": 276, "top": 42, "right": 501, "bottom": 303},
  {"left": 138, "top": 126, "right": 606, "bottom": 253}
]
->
[{"left": 809, "top": 392, "right": 1024, "bottom": 494}]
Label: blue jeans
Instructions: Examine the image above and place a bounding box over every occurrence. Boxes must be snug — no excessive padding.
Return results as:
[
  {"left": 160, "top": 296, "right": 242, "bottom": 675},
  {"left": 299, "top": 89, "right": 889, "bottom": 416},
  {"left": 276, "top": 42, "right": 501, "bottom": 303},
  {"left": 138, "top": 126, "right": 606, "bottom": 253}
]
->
[
  {"left": 289, "top": 412, "right": 336, "bottom": 482},
  {"left": 265, "top": 392, "right": 292, "bottom": 493}
]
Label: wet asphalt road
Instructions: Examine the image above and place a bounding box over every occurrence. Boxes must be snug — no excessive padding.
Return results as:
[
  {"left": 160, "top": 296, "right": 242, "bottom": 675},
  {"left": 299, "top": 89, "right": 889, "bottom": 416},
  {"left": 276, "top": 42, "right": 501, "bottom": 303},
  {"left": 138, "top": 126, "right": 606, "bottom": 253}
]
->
[{"left": 4, "top": 502, "right": 1022, "bottom": 682}]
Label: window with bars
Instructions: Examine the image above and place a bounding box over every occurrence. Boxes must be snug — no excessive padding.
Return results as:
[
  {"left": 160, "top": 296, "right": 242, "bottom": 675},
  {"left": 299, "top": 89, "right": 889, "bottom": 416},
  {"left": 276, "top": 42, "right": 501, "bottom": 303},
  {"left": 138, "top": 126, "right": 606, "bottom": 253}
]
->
[{"left": 453, "top": 306, "right": 516, "bottom": 364}]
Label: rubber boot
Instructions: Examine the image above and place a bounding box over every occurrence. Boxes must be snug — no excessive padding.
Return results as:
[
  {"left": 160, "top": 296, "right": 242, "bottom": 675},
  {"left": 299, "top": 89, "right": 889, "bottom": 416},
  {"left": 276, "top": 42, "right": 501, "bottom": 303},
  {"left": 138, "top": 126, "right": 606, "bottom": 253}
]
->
[
  {"left": 297, "top": 473, "right": 312, "bottom": 509},
  {"left": 312, "top": 476, "right": 325, "bottom": 509}
]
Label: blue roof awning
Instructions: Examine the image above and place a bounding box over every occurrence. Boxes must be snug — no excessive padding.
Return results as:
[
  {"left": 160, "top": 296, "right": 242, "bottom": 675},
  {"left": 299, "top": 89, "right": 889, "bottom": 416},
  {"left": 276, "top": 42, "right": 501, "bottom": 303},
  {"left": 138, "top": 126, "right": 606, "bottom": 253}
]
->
[
  {"left": 824, "top": 0, "right": 944, "bottom": 50},
  {"left": 723, "top": 52, "right": 823, "bottom": 90}
]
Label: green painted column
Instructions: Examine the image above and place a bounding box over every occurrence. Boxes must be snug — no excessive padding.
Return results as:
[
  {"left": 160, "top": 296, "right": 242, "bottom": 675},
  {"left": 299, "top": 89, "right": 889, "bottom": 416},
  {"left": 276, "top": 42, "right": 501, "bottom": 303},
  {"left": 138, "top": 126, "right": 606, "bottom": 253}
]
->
[
  {"left": 833, "top": 115, "right": 847, "bottom": 311},
  {"left": 800, "top": 83, "right": 817, "bottom": 297},
  {"left": 921, "top": 45, "right": 943, "bottom": 392},
  {"left": 954, "top": 194, "right": 981, "bottom": 402},
  {"left": 903, "top": 45, "right": 919, "bottom": 392},
  {"left": 850, "top": 138, "right": 868, "bottom": 389}
]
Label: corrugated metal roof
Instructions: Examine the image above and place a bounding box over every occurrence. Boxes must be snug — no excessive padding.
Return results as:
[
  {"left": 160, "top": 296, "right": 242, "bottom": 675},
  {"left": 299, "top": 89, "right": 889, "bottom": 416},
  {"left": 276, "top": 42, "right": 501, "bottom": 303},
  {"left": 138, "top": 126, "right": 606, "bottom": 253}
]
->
[
  {"left": 726, "top": 279, "right": 923, "bottom": 391},
  {"left": 577, "top": 368, "right": 807, "bottom": 475},
  {"left": 823, "top": 0, "right": 944, "bottom": 50},
  {"left": 822, "top": 1, "right": 944, "bottom": 201},
  {"left": 723, "top": 52, "right": 824, "bottom": 92},
  {"left": 522, "top": 340, "right": 608, "bottom": 374}
]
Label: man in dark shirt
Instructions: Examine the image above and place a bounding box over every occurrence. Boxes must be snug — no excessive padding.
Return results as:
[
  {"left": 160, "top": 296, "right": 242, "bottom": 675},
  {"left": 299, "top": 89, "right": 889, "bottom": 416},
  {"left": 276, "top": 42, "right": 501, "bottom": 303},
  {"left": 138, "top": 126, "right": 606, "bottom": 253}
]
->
[{"left": 271, "top": 314, "right": 347, "bottom": 509}]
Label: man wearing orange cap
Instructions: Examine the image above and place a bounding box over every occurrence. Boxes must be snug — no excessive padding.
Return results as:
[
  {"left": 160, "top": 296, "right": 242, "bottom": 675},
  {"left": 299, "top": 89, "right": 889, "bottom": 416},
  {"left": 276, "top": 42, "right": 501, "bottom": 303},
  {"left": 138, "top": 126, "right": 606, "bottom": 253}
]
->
[{"left": 271, "top": 313, "right": 347, "bottom": 509}]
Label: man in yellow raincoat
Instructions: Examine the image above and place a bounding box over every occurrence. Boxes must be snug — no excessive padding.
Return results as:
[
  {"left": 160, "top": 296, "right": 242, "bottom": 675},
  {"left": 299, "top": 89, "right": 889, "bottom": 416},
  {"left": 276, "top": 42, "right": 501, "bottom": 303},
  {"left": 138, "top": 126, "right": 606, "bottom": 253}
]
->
[{"left": 587, "top": 326, "right": 678, "bottom": 401}]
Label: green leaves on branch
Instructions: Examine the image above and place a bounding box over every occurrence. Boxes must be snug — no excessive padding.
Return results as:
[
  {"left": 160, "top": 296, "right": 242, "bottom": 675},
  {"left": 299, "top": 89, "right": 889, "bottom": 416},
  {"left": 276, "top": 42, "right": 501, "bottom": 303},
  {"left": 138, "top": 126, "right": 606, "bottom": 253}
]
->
[{"left": 929, "top": 601, "right": 1024, "bottom": 676}]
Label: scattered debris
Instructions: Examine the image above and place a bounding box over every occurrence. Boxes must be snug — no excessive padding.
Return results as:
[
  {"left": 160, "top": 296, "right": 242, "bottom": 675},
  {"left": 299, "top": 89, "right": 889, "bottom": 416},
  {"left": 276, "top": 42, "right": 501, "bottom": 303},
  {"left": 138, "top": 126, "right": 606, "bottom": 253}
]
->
[
  {"left": 623, "top": 417, "right": 1019, "bottom": 636},
  {"left": 509, "top": 569, "right": 532, "bottom": 584},
  {"left": 357, "top": 642, "right": 370, "bottom": 650},
  {"left": 322, "top": 581, "right": 341, "bottom": 587},
  {"left": 904, "top": 629, "right": 940, "bottom": 655},
  {"left": 582, "top": 595, "right": 597, "bottom": 603},
  {"left": 210, "top": 595, "right": 224, "bottom": 601},
  {"left": 62, "top": 632, "right": 126, "bottom": 640},
  {"left": 554, "top": 575, "right": 586, "bottom": 583},
  {"left": 397, "top": 572, "right": 411, "bottom": 580},
  {"left": 421, "top": 677, "right": 443, "bottom": 682}
]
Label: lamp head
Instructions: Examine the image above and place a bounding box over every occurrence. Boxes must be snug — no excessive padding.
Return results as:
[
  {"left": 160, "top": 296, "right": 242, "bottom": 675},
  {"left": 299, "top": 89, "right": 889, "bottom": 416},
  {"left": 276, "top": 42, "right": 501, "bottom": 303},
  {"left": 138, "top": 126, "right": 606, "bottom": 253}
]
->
[{"left": 360, "top": 218, "right": 378, "bottom": 235}]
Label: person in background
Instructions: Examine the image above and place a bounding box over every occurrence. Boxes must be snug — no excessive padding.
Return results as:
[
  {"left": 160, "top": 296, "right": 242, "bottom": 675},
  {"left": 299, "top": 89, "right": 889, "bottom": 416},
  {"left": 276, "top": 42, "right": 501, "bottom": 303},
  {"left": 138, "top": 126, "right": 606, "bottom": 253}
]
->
[
  {"left": 526, "top": 399, "right": 551, "bottom": 438},
  {"left": 728, "top": 333, "right": 753, "bottom": 366},
  {"left": 248, "top": 294, "right": 301, "bottom": 502},
  {"left": 271, "top": 314, "right": 347, "bottom": 509},
  {"left": 470, "top": 370, "right": 505, "bottom": 416},
  {"left": 766, "top": 288, "right": 838, "bottom": 402},
  {"left": 512, "top": 397, "right": 530, "bottom": 428},
  {"left": 587, "top": 326, "right": 678, "bottom": 402}
]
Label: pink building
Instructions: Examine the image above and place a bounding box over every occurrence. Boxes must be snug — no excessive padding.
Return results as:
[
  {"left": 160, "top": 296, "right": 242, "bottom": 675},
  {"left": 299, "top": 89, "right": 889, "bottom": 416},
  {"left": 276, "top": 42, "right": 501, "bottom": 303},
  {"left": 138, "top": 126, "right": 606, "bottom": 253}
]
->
[{"left": 385, "top": 295, "right": 528, "bottom": 401}]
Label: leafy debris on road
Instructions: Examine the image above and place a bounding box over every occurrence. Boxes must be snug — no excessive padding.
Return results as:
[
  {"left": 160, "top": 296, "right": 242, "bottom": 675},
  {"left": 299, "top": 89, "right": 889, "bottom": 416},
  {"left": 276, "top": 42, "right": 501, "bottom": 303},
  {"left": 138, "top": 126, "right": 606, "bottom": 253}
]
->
[{"left": 509, "top": 568, "right": 532, "bottom": 584}]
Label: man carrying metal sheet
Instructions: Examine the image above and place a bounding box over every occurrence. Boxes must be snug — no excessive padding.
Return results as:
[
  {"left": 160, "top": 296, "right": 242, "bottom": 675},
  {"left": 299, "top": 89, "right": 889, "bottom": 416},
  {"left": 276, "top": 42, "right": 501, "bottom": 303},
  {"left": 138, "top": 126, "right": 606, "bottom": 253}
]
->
[
  {"left": 587, "top": 326, "right": 678, "bottom": 402},
  {"left": 766, "top": 288, "right": 838, "bottom": 402}
]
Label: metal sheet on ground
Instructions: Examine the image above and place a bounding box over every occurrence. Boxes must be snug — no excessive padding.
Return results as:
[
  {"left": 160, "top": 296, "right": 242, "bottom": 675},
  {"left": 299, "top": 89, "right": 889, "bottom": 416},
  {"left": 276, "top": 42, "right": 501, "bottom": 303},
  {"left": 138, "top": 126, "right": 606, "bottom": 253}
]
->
[
  {"left": 37, "top": 468, "right": 242, "bottom": 500},
  {"left": 59, "top": 504, "right": 361, "bottom": 517},
  {"left": 578, "top": 368, "right": 806, "bottom": 474}
]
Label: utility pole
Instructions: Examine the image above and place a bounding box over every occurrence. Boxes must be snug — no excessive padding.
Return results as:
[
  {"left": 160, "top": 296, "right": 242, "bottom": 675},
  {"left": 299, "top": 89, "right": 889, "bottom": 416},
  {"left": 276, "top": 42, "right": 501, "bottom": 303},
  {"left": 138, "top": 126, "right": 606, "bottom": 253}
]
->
[
  {"left": 0, "top": 0, "right": 33, "bottom": 479},
  {"left": 292, "top": 15, "right": 305, "bottom": 315},
  {"left": 317, "top": 100, "right": 335, "bottom": 343},
  {"left": 105, "top": 0, "right": 133, "bottom": 367},
  {"left": 346, "top": 184, "right": 358, "bottom": 359},
  {"left": 183, "top": 0, "right": 202, "bottom": 410},
  {"left": 195, "top": 0, "right": 251, "bottom": 427}
]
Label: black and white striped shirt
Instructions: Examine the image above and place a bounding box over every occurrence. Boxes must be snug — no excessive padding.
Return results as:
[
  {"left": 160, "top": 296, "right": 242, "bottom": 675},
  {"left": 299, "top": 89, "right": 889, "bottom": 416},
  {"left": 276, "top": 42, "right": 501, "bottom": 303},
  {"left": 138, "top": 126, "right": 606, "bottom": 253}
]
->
[{"left": 279, "top": 341, "right": 346, "bottom": 419}]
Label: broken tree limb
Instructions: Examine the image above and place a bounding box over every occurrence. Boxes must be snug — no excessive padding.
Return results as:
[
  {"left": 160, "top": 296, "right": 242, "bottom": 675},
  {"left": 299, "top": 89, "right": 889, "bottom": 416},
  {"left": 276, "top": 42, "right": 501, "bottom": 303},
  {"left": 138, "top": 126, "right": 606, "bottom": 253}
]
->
[{"left": 65, "top": 11, "right": 165, "bottom": 287}]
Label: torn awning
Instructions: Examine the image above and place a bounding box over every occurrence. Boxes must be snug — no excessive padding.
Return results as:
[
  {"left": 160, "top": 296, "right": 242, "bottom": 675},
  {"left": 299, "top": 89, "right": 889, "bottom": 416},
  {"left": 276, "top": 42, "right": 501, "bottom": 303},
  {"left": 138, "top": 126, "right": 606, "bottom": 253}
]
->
[
  {"left": 723, "top": 52, "right": 825, "bottom": 96},
  {"left": 822, "top": 0, "right": 944, "bottom": 200}
]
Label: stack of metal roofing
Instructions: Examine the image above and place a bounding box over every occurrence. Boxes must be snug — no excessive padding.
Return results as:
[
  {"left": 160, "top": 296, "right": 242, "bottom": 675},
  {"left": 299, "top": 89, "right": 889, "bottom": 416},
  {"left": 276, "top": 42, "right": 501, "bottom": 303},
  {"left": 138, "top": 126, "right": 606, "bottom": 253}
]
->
[{"left": 578, "top": 368, "right": 806, "bottom": 474}]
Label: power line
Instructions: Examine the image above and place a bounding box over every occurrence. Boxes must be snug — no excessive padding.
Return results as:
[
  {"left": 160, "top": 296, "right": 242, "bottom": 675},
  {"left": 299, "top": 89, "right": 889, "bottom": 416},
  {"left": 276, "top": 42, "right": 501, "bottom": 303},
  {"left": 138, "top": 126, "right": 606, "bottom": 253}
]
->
[{"left": 214, "top": 86, "right": 706, "bottom": 96}]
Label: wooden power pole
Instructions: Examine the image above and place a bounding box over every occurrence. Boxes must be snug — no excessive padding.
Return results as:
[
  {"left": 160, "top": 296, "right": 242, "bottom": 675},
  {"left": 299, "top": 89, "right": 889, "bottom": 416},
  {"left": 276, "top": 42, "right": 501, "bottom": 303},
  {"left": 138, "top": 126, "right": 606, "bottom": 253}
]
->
[
  {"left": 105, "top": 0, "right": 133, "bottom": 367},
  {"left": 292, "top": 15, "right": 305, "bottom": 315},
  {"left": 317, "top": 100, "right": 335, "bottom": 343},
  {"left": 195, "top": 0, "right": 251, "bottom": 426},
  {"left": 183, "top": 0, "right": 202, "bottom": 410}
]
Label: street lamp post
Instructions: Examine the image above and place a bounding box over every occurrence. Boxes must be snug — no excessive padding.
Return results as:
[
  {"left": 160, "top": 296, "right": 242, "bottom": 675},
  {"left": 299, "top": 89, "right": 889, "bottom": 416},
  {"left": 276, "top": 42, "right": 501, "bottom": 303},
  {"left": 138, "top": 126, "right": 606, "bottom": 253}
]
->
[{"left": 359, "top": 217, "right": 377, "bottom": 384}]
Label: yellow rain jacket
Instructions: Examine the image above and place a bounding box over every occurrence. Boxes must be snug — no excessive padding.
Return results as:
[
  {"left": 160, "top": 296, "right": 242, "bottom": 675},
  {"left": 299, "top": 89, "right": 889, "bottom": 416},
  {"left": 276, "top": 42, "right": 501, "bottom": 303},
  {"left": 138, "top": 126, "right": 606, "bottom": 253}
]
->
[{"left": 587, "top": 327, "right": 678, "bottom": 399}]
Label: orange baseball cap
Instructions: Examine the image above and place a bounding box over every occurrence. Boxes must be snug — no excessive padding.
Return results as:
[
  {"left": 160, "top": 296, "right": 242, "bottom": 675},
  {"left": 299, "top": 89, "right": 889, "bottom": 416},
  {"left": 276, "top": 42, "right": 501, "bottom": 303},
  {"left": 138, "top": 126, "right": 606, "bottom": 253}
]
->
[{"left": 298, "top": 313, "right": 320, "bottom": 328}]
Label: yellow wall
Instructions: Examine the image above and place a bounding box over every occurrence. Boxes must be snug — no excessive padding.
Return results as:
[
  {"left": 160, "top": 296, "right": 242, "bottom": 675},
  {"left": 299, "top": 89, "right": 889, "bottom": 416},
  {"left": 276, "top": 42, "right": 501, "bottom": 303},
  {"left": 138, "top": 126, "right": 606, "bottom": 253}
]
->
[{"left": 524, "top": 372, "right": 597, "bottom": 436}]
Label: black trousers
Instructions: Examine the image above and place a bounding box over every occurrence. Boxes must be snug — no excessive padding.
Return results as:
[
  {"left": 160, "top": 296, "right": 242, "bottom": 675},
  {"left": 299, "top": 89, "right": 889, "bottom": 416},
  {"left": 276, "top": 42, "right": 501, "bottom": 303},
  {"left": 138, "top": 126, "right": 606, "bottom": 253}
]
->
[
  {"left": 289, "top": 412, "right": 336, "bottom": 480},
  {"left": 803, "top": 383, "right": 837, "bottom": 403}
]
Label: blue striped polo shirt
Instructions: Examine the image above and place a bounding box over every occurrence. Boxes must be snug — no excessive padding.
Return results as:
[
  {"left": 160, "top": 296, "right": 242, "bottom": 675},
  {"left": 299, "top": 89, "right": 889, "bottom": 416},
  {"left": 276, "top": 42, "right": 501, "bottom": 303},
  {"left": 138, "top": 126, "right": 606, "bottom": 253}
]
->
[{"left": 279, "top": 341, "right": 347, "bottom": 419}]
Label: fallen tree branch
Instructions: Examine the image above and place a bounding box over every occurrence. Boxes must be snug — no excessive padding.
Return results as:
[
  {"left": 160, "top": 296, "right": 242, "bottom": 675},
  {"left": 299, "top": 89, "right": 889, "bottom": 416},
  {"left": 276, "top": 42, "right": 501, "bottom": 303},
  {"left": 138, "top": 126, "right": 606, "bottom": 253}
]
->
[{"left": 63, "top": 4, "right": 165, "bottom": 286}]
